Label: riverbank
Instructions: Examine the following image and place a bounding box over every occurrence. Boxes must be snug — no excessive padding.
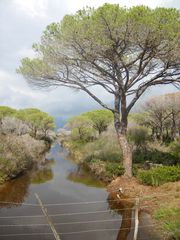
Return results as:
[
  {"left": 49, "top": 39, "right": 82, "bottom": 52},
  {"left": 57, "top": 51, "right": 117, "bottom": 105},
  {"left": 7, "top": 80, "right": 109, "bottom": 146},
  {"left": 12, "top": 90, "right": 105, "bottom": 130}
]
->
[
  {"left": 61, "top": 139, "right": 123, "bottom": 183},
  {"left": 0, "top": 133, "right": 50, "bottom": 184}
]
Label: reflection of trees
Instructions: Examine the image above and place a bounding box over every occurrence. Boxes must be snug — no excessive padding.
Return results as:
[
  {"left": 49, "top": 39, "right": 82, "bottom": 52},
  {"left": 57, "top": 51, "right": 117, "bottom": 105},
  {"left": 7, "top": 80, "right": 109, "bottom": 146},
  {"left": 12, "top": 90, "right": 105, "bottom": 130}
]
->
[
  {"left": 31, "top": 167, "right": 53, "bottom": 184},
  {"left": 108, "top": 192, "right": 134, "bottom": 240},
  {"left": 0, "top": 160, "right": 54, "bottom": 208},
  {"left": 67, "top": 166, "right": 105, "bottom": 188},
  {"left": 31, "top": 159, "right": 54, "bottom": 184},
  {"left": 0, "top": 174, "right": 30, "bottom": 208}
]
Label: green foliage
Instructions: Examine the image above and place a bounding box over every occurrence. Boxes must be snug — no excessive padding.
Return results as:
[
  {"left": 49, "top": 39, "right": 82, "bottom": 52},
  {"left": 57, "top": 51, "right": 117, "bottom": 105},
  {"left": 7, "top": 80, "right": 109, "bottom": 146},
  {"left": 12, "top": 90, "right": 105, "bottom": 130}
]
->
[
  {"left": 170, "top": 138, "right": 180, "bottom": 159},
  {"left": 105, "top": 162, "right": 124, "bottom": 177},
  {"left": 155, "top": 207, "right": 180, "bottom": 239},
  {"left": 0, "top": 106, "right": 16, "bottom": 120},
  {"left": 133, "top": 148, "right": 179, "bottom": 165},
  {"left": 15, "top": 108, "right": 55, "bottom": 138},
  {"left": 83, "top": 133, "right": 122, "bottom": 163},
  {"left": 128, "top": 126, "right": 149, "bottom": 148},
  {"left": 67, "top": 110, "right": 113, "bottom": 142},
  {"left": 67, "top": 115, "right": 95, "bottom": 142},
  {"left": 17, "top": 4, "right": 180, "bottom": 80},
  {"left": 82, "top": 110, "right": 113, "bottom": 134},
  {"left": 137, "top": 166, "right": 180, "bottom": 186}
]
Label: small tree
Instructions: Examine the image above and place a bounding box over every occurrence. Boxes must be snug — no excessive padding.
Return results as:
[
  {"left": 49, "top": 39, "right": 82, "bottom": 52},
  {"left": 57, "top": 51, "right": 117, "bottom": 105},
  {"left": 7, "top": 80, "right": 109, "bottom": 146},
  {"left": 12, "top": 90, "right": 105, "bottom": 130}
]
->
[
  {"left": 82, "top": 110, "right": 113, "bottom": 135},
  {"left": 0, "top": 106, "right": 16, "bottom": 126},
  {"left": 17, "top": 4, "right": 180, "bottom": 177},
  {"left": 41, "top": 115, "right": 55, "bottom": 138},
  {"left": 67, "top": 116, "right": 94, "bottom": 142}
]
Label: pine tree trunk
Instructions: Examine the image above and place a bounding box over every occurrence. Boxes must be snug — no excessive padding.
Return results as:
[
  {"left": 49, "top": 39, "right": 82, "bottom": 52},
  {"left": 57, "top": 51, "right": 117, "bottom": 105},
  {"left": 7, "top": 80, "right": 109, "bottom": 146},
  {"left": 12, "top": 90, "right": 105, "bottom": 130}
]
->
[
  {"left": 117, "top": 132, "right": 132, "bottom": 178},
  {"left": 114, "top": 93, "right": 132, "bottom": 178}
]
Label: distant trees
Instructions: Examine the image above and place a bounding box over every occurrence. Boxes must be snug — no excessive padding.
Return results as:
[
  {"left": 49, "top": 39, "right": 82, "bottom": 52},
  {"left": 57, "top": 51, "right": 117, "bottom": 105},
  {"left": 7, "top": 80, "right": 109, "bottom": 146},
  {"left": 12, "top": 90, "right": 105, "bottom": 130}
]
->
[
  {"left": 67, "top": 110, "right": 113, "bottom": 141},
  {"left": 67, "top": 115, "right": 94, "bottom": 142},
  {"left": 0, "top": 106, "right": 16, "bottom": 125},
  {"left": 16, "top": 108, "right": 55, "bottom": 138},
  {"left": 82, "top": 110, "right": 113, "bottom": 135},
  {"left": 0, "top": 107, "right": 55, "bottom": 139},
  {"left": 17, "top": 4, "right": 180, "bottom": 177},
  {"left": 142, "top": 93, "right": 180, "bottom": 142}
]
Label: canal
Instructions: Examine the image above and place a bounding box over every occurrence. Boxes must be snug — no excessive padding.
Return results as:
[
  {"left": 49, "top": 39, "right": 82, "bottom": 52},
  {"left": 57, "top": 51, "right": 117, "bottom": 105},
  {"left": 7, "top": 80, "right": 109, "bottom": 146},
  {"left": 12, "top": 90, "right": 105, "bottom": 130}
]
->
[{"left": 0, "top": 143, "right": 161, "bottom": 240}]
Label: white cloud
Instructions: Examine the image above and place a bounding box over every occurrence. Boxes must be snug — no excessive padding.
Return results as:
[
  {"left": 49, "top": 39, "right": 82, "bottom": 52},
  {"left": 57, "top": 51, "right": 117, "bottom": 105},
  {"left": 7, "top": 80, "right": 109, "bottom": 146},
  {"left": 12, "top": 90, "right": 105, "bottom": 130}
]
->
[
  {"left": 0, "top": 69, "right": 44, "bottom": 108},
  {"left": 66, "top": 0, "right": 165, "bottom": 13},
  {"left": 13, "top": 0, "right": 49, "bottom": 18},
  {"left": 17, "top": 48, "right": 36, "bottom": 59}
]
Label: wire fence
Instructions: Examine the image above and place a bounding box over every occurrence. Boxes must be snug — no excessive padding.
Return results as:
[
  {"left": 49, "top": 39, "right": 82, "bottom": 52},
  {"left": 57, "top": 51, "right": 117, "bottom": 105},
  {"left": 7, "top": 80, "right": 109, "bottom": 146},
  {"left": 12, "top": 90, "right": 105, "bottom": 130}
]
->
[
  {"left": 0, "top": 224, "right": 158, "bottom": 237},
  {"left": 0, "top": 192, "right": 178, "bottom": 207},
  {"left": 0, "top": 192, "right": 179, "bottom": 239},
  {"left": 0, "top": 206, "right": 149, "bottom": 220}
]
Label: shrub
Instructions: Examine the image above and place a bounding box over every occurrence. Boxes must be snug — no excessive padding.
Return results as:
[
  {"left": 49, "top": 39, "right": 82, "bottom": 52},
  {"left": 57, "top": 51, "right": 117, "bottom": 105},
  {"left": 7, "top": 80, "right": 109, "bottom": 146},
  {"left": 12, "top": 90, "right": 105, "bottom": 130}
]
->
[
  {"left": 105, "top": 162, "right": 124, "bottom": 177},
  {"left": 83, "top": 131, "right": 122, "bottom": 163},
  {"left": 133, "top": 148, "right": 179, "bottom": 165},
  {"left": 0, "top": 134, "right": 46, "bottom": 183},
  {"left": 137, "top": 166, "right": 180, "bottom": 186},
  {"left": 128, "top": 126, "right": 149, "bottom": 148},
  {"left": 170, "top": 138, "right": 180, "bottom": 160}
]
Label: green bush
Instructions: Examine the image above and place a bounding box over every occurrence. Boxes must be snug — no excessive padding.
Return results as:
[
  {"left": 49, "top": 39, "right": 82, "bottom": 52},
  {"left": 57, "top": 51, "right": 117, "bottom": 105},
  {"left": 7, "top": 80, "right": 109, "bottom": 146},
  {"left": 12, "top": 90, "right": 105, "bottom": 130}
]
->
[
  {"left": 83, "top": 134, "right": 122, "bottom": 163},
  {"left": 128, "top": 126, "right": 149, "bottom": 148},
  {"left": 105, "top": 162, "right": 124, "bottom": 177},
  {"left": 133, "top": 148, "right": 179, "bottom": 165},
  {"left": 170, "top": 138, "right": 180, "bottom": 160},
  {"left": 137, "top": 166, "right": 180, "bottom": 186}
]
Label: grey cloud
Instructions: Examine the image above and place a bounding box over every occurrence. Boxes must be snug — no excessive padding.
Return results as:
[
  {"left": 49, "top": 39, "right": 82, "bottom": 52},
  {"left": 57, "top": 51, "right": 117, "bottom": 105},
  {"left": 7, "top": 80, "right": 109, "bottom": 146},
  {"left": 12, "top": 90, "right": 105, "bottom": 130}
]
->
[{"left": 0, "top": 0, "right": 179, "bottom": 128}]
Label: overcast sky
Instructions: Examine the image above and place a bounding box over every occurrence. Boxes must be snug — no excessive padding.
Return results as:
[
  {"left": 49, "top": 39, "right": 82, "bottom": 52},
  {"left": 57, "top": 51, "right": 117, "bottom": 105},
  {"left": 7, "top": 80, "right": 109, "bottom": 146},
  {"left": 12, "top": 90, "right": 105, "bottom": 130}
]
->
[{"left": 0, "top": 0, "right": 179, "bottom": 127}]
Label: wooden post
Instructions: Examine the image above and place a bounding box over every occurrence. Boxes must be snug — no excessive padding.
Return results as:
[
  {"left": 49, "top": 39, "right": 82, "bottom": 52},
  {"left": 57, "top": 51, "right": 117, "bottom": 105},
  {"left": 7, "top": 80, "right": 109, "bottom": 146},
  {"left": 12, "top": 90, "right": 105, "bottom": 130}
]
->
[
  {"left": 35, "top": 193, "right": 61, "bottom": 240},
  {"left": 133, "top": 198, "right": 139, "bottom": 240}
]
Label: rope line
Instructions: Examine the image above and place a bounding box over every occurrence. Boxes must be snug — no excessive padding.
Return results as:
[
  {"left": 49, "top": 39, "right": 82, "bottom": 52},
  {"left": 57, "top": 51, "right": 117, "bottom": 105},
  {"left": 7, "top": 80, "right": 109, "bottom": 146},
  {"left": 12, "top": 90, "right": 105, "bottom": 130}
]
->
[
  {"left": 0, "top": 224, "right": 157, "bottom": 237},
  {"left": 0, "top": 192, "right": 178, "bottom": 207},
  {"left": 0, "top": 213, "right": 162, "bottom": 228},
  {"left": 0, "top": 218, "right": 121, "bottom": 227},
  {"left": 0, "top": 206, "right": 149, "bottom": 219}
]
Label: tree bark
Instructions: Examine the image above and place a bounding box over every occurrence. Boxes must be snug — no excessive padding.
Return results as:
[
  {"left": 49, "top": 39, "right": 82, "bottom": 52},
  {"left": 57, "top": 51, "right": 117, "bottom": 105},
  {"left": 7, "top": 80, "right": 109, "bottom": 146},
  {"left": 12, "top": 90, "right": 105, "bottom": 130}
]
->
[
  {"left": 114, "top": 93, "right": 132, "bottom": 178},
  {"left": 171, "top": 110, "right": 176, "bottom": 141}
]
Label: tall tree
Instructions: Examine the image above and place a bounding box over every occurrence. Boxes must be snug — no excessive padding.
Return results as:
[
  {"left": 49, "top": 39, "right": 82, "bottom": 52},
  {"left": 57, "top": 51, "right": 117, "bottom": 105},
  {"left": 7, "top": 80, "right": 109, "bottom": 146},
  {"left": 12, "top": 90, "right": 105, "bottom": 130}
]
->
[{"left": 17, "top": 4, "right": 180, "bottom": 177}]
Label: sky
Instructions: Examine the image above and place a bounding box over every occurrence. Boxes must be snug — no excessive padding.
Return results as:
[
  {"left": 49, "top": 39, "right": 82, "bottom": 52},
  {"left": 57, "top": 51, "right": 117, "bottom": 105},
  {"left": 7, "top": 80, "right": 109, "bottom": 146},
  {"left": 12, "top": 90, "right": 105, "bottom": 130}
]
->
[{"left": 0, "top": 0, "right": 179, "bottom": 127}]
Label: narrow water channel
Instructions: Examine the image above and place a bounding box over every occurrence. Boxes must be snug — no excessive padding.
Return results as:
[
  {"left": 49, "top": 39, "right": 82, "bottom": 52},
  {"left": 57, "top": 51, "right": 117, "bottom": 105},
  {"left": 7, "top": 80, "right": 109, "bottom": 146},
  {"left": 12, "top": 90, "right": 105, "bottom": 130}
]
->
[{"left": 0, "top": 143, "right": 161, "bottom": 240}]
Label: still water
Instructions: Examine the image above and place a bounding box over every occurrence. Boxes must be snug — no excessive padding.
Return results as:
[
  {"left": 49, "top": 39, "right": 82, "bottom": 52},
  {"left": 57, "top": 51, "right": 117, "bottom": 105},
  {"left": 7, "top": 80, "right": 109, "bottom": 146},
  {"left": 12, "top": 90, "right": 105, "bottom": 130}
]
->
[{"left": 0, "top": 143, "right": 161, "bottom": 240}]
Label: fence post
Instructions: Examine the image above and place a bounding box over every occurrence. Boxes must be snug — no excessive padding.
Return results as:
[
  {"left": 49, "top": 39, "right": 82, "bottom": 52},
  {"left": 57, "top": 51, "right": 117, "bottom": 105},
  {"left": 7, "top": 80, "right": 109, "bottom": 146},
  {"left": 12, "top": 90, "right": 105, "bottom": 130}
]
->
[{"left": 133, "top": 198, "right": 139, "bottom": 240}]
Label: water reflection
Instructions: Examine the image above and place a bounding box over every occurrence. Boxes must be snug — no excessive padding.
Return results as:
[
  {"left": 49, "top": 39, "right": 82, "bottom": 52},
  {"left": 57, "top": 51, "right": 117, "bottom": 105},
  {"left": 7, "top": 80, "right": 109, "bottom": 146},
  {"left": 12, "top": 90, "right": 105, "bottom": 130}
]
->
[
  {"left": 0, "top": 174, "right": 30, "bottom": 208},
  {"left": 67, "top": 165, "right": 105, "bottom": 188},
  {"left": 0, "top": 160, "right": 54, "bottom": 208},
  {"left": 108, "top": 192, "right": 134, "bottom": 240},
  {"left": 31, "top": 160, "right": 54, "bottom": 184}
]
